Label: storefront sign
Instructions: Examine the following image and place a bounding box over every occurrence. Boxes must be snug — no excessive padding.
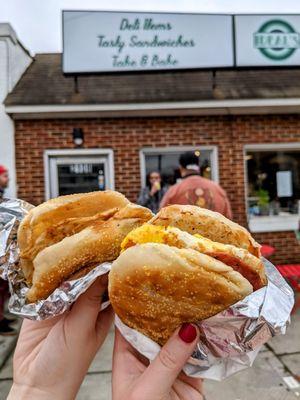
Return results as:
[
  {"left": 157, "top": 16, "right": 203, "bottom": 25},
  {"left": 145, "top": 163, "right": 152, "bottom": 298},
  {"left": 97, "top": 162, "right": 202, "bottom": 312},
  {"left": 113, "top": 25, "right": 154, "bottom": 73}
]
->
[
  {"left": 62, "top": 11, "right": 233, "bottom": 73},
  {"left": 235, "top": 15, "right": 300, "bottom": 66},
  {"left": 63, "top": 12, "right": 300, "bottom": 72}
]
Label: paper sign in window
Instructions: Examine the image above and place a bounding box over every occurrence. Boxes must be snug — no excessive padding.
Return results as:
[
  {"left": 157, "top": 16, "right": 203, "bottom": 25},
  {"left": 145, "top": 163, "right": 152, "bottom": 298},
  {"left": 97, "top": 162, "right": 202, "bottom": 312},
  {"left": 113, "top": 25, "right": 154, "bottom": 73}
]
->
[{"left": 276, "top": 171, "right": 293, "bottom": 197}]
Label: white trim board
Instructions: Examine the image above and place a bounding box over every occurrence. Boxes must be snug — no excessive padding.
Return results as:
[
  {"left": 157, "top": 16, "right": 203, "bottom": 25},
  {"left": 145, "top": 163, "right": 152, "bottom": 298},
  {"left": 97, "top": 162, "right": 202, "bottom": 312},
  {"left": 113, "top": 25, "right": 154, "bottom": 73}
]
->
[
  {"left": 245, "top": 142, "right": 300, "bottom": 151},
  {"left": 6, "top": 98, "right": 300, "bottom": 119},
  {"left": 249, "top": 215, "right": 299, "bottom": 233}
]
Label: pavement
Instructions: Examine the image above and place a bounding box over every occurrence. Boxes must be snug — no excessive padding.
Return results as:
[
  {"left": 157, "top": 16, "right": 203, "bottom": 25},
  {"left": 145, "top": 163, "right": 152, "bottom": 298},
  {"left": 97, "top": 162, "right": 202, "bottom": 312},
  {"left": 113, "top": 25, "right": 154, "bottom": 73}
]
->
[{"left": 1, "top": 309, "right": 300, "bottom": 399}]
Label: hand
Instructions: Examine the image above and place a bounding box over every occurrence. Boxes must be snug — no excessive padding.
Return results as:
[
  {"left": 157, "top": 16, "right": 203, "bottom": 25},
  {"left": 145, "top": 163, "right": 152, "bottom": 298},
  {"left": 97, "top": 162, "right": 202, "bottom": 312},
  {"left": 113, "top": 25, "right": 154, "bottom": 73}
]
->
[
  {"left": 112, "top": 324, "right": 203, "bottom": 400},
  {"left": 150, "top": 182, "right": 160, "bottom": 196},
  {"left": 8, "top": 275, "right": 113, "bottom": 400}
]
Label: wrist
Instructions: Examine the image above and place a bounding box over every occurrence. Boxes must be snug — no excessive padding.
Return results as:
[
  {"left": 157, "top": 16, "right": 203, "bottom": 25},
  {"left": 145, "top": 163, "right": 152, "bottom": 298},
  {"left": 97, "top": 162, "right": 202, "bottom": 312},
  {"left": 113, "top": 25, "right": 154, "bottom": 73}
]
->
[{"left": 8, "top": 383, "right": 67, "bottom": 400}]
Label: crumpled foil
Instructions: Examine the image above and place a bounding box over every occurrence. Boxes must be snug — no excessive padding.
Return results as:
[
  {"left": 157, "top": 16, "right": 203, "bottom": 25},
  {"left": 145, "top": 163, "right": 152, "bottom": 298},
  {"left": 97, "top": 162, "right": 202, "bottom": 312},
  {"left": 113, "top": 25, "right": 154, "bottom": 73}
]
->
[
  {"left": 0, "top": 198, "right": 295, "bottom": 380},
  {"left": 116, "top": 258, "right": 294, "bottom": 380}
]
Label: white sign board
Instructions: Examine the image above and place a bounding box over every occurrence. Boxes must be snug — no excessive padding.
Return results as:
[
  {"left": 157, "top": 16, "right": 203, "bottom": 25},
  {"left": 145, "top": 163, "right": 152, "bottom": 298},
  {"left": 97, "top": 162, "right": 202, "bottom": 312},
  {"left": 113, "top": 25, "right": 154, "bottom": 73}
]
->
[
  {"left": 276, "top": 170, "right": 293, "bottom": 197},
  {"left": 62, "top": 11, "right": 234, "bottom": 73},
  {"left": 235, "top": 15, "right": 300, "bottom": 66}
]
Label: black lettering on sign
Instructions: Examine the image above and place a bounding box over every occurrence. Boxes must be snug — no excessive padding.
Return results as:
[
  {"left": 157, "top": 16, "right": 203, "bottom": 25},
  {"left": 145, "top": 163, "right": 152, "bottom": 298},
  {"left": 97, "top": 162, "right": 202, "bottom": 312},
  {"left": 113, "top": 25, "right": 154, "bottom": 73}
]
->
[
  {"left": 97, "top": 35, "right": 125, "bottom": 53},
  {"left": 143, "top": 18, "right": 172, "bottom": 30},
  {"left": 120, "top": 18, "right": 140, "bottom": 30},
  {"left": 112, "top": 54, "right": 137, "bottom": 67}
]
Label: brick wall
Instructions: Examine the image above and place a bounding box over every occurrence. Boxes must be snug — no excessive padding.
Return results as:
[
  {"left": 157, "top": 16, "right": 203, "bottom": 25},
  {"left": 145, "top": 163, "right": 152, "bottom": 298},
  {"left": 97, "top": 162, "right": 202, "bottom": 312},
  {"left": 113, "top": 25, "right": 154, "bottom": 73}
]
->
[
  {"left": 14, "top": 114, "right": 300, "bottom": 264},
  {"left": 253, "top": 231, "right": 299, "bottom": 265}
]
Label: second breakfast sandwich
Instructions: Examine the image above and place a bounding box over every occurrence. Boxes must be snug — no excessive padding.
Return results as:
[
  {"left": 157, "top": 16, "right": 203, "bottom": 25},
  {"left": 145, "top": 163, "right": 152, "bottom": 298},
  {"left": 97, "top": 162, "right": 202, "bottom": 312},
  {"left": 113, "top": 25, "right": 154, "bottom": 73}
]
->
[{"left": 109, "top": 205, "right": 266, "bottom": 345}]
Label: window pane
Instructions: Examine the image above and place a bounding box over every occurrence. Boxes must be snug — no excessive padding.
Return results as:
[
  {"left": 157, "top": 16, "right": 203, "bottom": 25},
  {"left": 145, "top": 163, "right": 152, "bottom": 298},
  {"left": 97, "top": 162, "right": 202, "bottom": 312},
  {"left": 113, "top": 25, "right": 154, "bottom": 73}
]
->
[
  {"left": 145, "top": 149, "right": 213, "bottom": 186},
  {"left": 57, "top": 162, "right": 105, "bottom": 195},
  {"left": 246, "top": 150, "right": 300, "bottom": 216}
]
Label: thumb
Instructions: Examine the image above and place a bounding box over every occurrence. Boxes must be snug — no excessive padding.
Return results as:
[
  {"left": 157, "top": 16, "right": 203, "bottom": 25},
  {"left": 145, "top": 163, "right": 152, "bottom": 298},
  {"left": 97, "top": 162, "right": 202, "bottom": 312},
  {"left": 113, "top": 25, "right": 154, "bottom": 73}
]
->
[
  {"left": 138, "top": 323, "right": 199, "bottom": 396},
  {"left": 69, "top": 274, "right": 108, "bottom": 327}
]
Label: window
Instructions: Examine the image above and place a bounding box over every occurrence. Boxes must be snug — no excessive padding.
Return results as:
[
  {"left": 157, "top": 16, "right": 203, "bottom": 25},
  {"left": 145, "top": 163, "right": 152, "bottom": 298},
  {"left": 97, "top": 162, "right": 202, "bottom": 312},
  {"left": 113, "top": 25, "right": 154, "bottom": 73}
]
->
[
  {"left": 44, "top": 149, "right": 114, "bottom": 199},
  {"left": 245, "top": 144, "right": 300, "bottom": 232},
  {"left": 56, "top": 161, "right": 106, "bottom": 196},
  {"left": 140, "top": 146, "right": 218, "bottom": 187}
]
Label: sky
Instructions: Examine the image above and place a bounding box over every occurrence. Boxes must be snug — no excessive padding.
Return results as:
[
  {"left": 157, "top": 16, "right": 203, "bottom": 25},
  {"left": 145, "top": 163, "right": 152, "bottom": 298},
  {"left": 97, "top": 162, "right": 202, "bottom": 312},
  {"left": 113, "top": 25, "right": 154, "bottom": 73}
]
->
[{"left": 2, "top": 0, "right": 300, "bottom": 54}]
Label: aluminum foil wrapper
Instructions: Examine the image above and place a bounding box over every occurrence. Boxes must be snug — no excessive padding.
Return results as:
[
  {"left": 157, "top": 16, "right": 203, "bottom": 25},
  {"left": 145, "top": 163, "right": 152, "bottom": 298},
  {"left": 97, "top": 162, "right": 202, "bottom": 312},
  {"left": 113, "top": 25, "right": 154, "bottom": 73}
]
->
[
  {"left": 116, "top": 259, "right": 294, "bottom": 380},
  {"left": 0, "top": 198, "right": 111, "bottom": 320},
  {"left": 0, "top": 198, "right": 295, "bottom": 379}
]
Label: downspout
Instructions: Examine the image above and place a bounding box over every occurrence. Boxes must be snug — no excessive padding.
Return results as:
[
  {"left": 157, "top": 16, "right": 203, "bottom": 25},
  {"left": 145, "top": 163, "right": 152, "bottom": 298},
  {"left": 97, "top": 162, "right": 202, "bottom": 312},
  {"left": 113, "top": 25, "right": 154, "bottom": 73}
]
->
[{"left": 0, "top": 37, "right": 10, "bottom": 94}]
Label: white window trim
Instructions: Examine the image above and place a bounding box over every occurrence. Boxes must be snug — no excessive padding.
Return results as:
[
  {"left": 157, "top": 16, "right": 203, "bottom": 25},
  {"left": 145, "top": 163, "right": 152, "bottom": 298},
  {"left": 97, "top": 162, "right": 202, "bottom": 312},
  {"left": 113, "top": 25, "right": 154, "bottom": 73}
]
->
[
  {"left": 244, "top": 143, "right": 300, "bottom": 151},
  {"left": 248, "top": 215, "right": 299, "bottom": 233},
  {"left": 244, "top": 142, "right": 300, "bottom": 233},
  {"left": 44, "top": 148, "right": 115, "bottom": 200},
  {"left": 139, "top": 145, "right": 219, "bottom": 187}
]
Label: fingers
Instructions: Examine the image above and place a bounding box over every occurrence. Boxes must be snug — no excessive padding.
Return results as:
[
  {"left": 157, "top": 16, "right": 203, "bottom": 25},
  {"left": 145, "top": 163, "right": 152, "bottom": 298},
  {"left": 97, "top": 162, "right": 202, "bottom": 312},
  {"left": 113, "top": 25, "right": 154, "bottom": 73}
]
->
[
  {"left": 112, "top": 328, "right": 146, "bottom": 399},
  {"left": 138, "top": 323, "right": 199, "bottom": 397},
  {"left": 178, "top": 371, "right": 204, "bottom": 393},
  {"left": 15, "top": 315, "right": 62, "bottom": 357},
  {"left": 21, "top": 314, "right": 61, "bottom": 333},
  {"left": 68, "top": 274, "right": 108, "bottom": 328},
  {"left": 173, "top": 379, "right": 204, "bottom": 400},
  {"left": 113, "top": 328, "right": 146, "bottom": 375},
  {"left": 114, "top": 328, "right": 149, "bottom": 366},
  {"left": 95, "top": 305, "right": 114, "bottom": 343}
]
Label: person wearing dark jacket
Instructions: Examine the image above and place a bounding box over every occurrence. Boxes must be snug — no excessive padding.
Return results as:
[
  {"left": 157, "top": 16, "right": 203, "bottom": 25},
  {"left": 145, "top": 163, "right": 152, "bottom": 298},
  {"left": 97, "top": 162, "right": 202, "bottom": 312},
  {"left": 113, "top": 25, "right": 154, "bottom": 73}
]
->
[
  {"left": 0, "top": 165, "right": 16, "bottom": 336},
  {"left": 137, "top": 171, "right": 168, "bottom": 214}
]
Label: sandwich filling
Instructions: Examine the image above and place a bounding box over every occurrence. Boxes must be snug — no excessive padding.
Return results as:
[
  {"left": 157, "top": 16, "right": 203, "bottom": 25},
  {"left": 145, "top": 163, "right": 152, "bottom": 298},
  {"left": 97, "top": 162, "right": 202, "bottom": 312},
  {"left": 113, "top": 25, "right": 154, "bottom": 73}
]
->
[{"left": 121, "top": 224, "right": 266, "bottom": 291}]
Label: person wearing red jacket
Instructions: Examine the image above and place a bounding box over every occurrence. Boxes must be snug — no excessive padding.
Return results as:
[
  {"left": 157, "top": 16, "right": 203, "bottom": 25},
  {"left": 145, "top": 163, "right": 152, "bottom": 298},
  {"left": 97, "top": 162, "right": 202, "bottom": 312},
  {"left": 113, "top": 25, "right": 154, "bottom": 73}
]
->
[{"left": 160, "top": 152, "right": 232, "bottom": 219}]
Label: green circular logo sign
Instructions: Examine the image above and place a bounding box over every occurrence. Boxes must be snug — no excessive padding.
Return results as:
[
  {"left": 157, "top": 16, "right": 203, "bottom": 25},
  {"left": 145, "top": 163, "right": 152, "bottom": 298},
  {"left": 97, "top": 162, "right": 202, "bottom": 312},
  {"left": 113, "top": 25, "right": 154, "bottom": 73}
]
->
[{"left": 254, "top": 19, "right": 300, "bottom": 60}]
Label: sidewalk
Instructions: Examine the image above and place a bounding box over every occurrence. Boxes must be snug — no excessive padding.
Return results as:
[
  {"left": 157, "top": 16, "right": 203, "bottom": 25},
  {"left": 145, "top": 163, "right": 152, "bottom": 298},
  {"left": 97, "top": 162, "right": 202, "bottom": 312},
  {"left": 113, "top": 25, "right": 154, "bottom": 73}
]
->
[{"left": 1, "top": 310, "right": 299, "bottom": 399}]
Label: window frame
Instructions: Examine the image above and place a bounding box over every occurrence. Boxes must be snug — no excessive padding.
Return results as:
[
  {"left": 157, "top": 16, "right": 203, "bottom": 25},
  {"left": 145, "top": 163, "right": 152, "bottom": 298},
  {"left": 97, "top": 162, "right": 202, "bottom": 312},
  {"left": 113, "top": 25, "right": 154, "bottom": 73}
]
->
[
  {"left": 44, "top": 148, "right": 115, "bottom": 200},
  {"left": 139, "top": 145, "right": 219, "bottom": 187},
  {"left": 244, "top": 142, "right": 300, "bottom": 233}
]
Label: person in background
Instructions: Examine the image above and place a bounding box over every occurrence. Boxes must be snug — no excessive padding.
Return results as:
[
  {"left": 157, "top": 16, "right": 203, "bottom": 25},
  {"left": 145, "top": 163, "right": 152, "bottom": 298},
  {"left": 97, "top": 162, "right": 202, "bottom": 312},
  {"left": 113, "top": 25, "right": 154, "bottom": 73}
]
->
[
  {"left": 0, "top": 281, "right": 14, "bottom": 335},
  {"left": 0, "top": 165, "right": 16, "bottom": 335},
  {"left": 160, "top": 152, "right": 232, "bottom": 219},
  {"left": 137, "top": 171, "right": 168, "bottom": 214},
  {"left": 0, "top": 165, "right": 9, "bottom": 199}
]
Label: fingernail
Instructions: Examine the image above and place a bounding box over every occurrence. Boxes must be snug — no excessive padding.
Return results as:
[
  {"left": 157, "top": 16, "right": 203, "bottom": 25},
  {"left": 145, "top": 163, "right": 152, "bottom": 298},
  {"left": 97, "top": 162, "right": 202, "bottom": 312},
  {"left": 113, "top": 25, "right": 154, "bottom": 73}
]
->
[{"left": 178, "top": 323, "right": 197, "bottom": 343}]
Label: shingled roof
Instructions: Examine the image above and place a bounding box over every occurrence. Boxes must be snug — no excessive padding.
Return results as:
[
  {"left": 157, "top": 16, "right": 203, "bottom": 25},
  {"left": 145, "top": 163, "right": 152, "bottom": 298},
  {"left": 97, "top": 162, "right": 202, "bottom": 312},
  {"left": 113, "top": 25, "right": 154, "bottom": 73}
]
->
[{"left": 5, "top": 53, "right": 300, "bottom": 107}]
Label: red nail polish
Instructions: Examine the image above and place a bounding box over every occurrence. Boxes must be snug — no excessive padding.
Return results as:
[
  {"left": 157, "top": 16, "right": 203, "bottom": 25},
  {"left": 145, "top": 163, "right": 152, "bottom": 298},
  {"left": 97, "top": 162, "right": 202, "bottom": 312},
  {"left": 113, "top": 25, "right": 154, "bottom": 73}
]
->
[{"left": 178, "top": 323, "right": 197, "bottom": 343}]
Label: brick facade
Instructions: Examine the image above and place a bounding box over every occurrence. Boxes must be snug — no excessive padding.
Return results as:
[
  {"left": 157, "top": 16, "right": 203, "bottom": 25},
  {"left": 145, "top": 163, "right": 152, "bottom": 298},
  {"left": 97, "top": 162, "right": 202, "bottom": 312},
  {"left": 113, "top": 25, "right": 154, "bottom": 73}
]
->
[{"left": 14, "top": 114, "right": 300, "bottom": 264}]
